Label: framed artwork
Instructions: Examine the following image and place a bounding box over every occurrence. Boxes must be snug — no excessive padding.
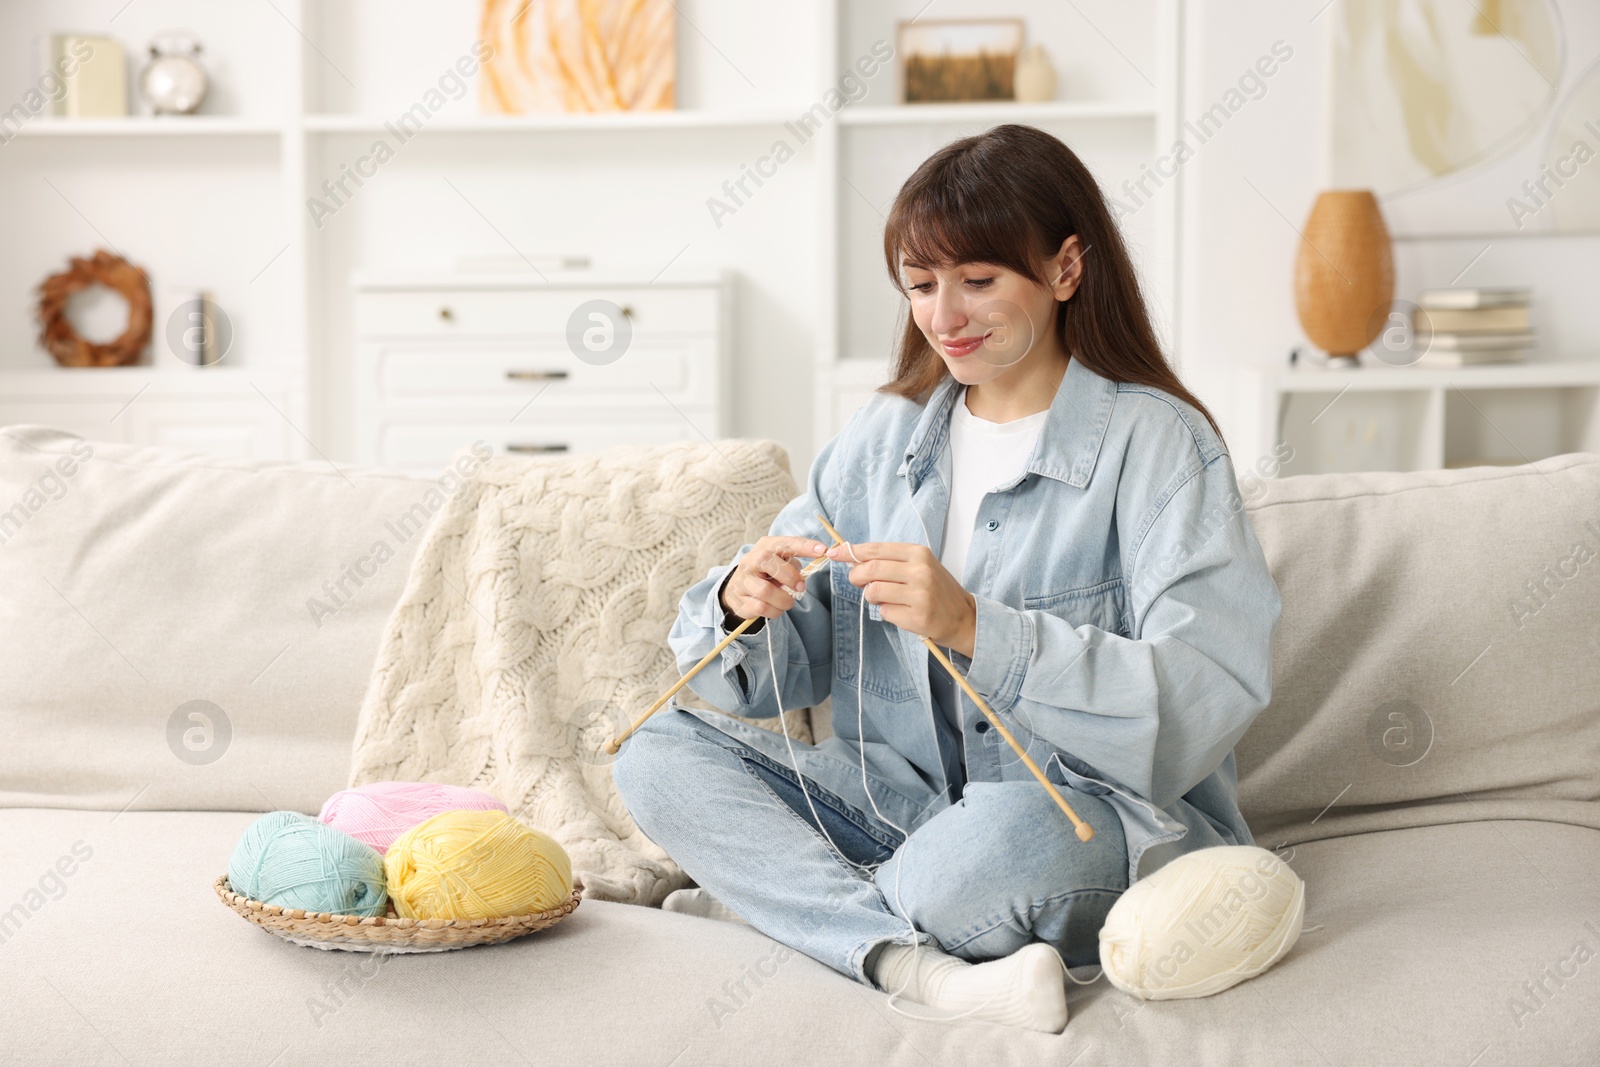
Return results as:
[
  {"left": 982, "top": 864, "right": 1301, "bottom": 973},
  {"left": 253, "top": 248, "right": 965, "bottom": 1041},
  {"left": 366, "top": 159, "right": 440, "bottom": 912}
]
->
[
  {"left": 479, "top": 0, "right": 674, "bottom": 114},
  {"left": 1328, "top": 0, "right": 1600, "bottom": 235},
  {"left": 897, "top": 19, "right": 1025, "bottom": 104}
]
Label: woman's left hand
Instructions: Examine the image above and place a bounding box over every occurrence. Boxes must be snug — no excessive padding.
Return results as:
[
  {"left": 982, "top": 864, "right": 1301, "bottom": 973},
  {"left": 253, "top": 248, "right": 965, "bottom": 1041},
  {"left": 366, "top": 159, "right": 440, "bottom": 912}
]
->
[{"left": 826, "top": 541, "right": 977, "bottom": 657}]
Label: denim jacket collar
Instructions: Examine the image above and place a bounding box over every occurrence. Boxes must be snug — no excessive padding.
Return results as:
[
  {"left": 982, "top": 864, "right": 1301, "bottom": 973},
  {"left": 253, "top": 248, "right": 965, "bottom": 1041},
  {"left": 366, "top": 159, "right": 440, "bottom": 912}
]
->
[{"left": 897, "top": 354, "right": 1118, "bottom": 492}]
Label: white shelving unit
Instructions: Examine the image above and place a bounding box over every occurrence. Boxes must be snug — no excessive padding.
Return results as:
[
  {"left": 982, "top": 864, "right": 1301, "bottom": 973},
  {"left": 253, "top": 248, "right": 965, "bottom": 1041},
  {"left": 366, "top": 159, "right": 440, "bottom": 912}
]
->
[
  {"left": 1238, "top": 359, "right": 1600, "bottom": 476},
  {"left": 0, "top": 0, "right": 1181, "bottom": 472}
]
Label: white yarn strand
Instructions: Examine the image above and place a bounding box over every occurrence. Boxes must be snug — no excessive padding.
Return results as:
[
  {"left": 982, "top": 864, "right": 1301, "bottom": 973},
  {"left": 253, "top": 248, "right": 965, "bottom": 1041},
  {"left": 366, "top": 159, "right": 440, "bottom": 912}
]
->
[{"left": 761, "top": 539, "right": 1081, "bottom": 1023}]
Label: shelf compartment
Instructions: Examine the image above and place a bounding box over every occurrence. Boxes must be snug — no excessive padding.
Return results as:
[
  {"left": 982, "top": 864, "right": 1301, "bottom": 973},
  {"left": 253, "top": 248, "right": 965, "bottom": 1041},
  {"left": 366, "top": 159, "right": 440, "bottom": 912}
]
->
[
  {"left": 0, "top": 135, "right": 288, "bottom": 377},
  {"left": 1277, "top": 388, "right": 1438, "bottom": 476},
  {"left": 1240, "top": 361, "right": 1600, "bottom": 478},
  {"left": 1443, "top": 386, "right": 1600, "bottom": 469}
]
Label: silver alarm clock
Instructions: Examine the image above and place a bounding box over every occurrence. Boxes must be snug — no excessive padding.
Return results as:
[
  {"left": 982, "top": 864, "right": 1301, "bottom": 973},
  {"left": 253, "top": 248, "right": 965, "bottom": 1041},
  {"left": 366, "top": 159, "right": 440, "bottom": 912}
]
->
[{"left": 140, "top": 33, "right": 208, "bottom": 116}]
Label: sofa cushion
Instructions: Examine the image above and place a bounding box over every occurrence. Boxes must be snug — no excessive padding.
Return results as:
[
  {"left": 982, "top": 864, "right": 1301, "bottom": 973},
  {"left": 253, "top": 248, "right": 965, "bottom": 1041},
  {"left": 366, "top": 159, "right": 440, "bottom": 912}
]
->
[
  {"left": 2, "top": 807, "right": 1594, "bottom": 1064},
  {"left": 1237, "top": 453, "right": 1600, "bottom": 849},
  {"left": 0, "top": 425, "right": 442, "bottom": 813}
]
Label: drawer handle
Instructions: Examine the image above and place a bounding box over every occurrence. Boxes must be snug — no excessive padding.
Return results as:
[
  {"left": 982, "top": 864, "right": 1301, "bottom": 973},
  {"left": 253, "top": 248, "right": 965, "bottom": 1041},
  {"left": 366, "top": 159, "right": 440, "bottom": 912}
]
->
[
  {"left": 439, "top": 307, "right": 453, "bottom": 321},
  {"left": 505, "top": 369, "right": 570, "bottom": 381},
  {"left": 621, "top": 305, "right": 634, "bottom": 319},
  {"left": 506, "top": 443, "right": 570, "bottom": 454}
]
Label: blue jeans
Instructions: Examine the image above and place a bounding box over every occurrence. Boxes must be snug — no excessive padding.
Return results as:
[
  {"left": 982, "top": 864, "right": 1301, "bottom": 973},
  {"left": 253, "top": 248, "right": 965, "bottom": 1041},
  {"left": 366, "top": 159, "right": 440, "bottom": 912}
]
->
[{"left": 612, "top": 707, "right": 1129, "bottom": 985}]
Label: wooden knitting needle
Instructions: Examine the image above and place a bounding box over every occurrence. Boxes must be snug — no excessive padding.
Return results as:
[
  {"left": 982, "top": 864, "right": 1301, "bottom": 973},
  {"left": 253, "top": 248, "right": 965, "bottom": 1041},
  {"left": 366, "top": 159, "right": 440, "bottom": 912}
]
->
[
  {"left": 604, "top": 517, "right": 1095, "bottom": 842},
  {"left": 814, "top": 513, "right": 1094, "bottom": 843},
  {"left": 603, "top": 551, "right": 833, "bottom": 755}
]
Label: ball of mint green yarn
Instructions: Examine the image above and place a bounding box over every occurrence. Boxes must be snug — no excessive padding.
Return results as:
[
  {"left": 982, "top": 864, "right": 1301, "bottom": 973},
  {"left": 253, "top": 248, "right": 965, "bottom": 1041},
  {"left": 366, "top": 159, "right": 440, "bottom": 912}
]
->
[{"left": 228, "top": 811, "right": 388, "bottom": 918}]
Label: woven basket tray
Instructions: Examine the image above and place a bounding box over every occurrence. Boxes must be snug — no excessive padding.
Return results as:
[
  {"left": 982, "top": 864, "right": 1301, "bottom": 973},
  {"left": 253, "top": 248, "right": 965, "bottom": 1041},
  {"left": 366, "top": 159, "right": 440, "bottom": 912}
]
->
[{"left": 214, "top": 874, "right": 583, "bottom": 953}]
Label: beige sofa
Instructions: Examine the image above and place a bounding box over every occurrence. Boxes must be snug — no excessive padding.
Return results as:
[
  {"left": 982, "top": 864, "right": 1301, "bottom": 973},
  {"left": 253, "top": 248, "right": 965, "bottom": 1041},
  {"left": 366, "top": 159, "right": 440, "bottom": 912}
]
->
[{"left": 2, "top": 423, "right": 1596, "bottom": 1066}]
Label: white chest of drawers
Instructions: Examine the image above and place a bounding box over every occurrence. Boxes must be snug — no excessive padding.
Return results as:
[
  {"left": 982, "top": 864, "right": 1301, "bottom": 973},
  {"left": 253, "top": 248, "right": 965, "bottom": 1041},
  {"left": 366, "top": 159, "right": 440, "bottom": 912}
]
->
[{"left": 352, "top": 269, "right": 732, "bottom": 475}]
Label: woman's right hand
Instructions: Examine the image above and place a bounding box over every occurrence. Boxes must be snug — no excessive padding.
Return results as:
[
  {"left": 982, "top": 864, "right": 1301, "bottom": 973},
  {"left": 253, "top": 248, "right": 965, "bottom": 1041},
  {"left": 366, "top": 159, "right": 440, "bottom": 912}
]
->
[{"left": 720, "top": 536, "right": 829, "bottom": 620}]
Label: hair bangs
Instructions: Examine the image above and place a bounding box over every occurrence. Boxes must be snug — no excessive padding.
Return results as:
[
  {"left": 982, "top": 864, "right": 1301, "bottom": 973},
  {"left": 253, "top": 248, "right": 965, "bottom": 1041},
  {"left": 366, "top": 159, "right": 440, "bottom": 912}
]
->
[{"left": 883, "top": 164, "right": 1049, "bottom": 291}]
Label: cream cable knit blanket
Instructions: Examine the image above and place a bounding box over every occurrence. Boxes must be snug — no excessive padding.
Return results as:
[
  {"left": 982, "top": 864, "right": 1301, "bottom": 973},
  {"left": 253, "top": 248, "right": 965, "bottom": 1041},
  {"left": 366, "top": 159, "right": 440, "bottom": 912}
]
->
[{"left": 347, "top": 438, "right": 815, "bottom": 905}]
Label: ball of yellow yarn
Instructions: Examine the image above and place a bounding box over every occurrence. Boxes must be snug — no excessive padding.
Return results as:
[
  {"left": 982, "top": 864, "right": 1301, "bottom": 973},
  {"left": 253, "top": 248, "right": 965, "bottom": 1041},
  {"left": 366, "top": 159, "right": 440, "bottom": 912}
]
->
[{"left": 384, "top": 809, "right": 573, "bottom": 921}]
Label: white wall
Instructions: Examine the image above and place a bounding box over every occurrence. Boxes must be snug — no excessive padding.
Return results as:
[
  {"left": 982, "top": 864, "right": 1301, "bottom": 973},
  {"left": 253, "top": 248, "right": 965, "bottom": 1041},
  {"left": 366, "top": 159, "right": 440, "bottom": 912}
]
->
[{"left": 1178, "top": 0, "right": 1600, "bottom": 462}]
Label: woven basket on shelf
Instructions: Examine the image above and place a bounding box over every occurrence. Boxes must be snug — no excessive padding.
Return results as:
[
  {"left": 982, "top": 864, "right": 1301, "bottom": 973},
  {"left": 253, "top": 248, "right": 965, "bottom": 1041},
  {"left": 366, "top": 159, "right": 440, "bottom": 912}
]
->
[{"left": 214, "top": 874, "right": 583, "bottom": 953}]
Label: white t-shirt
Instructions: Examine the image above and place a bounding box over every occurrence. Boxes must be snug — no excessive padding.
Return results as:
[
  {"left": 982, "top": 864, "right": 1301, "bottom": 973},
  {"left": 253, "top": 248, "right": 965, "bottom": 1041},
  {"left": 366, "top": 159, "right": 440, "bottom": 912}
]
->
[
  {"left": 938, "top": 385, "right": 1050, "bottom": 584},
  {"left": 929, "top": 385, "right": 1049, "bottom": 794}
]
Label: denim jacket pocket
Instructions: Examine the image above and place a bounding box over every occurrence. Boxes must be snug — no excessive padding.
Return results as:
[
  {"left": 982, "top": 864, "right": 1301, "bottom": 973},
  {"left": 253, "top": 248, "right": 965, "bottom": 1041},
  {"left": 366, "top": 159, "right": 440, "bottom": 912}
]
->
[
  {"left": 1022, "top": 575, "right": 1129, "bottom": 637},
  {"left": 1044, "top": 753, "right": 1113, "bottom": 796},
  {"left": 1046, "top": 751, "right": 1186, "bottom": 838},
  {"left": 832, "top": 569, "right": 917, "bottom": 702}
]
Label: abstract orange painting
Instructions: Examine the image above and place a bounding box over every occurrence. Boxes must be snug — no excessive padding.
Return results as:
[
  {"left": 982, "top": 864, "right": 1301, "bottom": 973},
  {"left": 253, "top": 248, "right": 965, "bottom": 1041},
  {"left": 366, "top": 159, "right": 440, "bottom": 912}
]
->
[{"left": 480, "top": 0, "right": 675, "bottom": 114}]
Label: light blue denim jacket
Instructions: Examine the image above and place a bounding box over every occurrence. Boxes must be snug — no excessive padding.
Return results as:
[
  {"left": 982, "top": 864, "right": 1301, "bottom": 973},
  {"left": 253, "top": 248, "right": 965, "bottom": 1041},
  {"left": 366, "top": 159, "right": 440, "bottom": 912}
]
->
[{"left": 666, "top": 355, "right": 1283, "bottom": 884}]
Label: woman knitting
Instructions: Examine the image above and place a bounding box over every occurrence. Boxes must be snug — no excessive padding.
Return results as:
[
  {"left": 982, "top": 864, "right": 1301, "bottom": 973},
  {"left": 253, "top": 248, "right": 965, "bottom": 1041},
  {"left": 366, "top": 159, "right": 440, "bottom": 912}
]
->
[{"left": 612, "top": 124, "right": 1283, "bottom": 1033}]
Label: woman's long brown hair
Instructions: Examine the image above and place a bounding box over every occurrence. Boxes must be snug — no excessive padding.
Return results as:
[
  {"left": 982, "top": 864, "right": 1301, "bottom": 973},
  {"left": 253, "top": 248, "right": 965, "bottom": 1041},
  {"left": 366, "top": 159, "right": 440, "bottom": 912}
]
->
[{"left": 879, "top": 123, "right": 1224, "bottom": 445}]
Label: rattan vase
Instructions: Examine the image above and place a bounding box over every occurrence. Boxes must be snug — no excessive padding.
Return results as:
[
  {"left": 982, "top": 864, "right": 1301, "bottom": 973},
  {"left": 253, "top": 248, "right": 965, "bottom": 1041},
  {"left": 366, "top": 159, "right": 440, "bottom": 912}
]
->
[{"left": 1293, "top": 190, "right": 1394, "bottom": 366}]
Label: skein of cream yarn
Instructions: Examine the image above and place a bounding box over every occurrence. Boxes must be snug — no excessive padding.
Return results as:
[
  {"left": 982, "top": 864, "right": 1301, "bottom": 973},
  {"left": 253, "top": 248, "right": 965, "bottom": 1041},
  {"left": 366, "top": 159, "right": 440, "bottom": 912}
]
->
[{"left": 1099, "top": 845, "right": 1305, "bottom": 1000}]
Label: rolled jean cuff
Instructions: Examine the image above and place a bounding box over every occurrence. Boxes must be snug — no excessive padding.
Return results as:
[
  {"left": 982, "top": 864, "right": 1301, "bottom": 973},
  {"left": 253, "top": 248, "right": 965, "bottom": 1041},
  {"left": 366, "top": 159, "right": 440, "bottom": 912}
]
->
[{"left": 853, "top": 927, "right": 938, "bottom": 987}]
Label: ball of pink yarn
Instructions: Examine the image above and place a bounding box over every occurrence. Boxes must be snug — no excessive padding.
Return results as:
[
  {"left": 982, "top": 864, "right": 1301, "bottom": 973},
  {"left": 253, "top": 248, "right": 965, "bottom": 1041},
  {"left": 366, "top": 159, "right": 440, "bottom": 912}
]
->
[{"left": 318, "top": 782, "right": 510, "bottom": 853}]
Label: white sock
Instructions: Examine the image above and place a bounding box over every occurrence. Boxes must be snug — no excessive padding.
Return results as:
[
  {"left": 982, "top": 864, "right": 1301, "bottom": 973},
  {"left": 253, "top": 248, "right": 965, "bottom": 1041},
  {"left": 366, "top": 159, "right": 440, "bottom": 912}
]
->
[
  {"left": 868, "top": 939, "right": 1069, "bottom": 1033},
  {"left": 661, "top": 887, "right": 750, "bottom": 925}
]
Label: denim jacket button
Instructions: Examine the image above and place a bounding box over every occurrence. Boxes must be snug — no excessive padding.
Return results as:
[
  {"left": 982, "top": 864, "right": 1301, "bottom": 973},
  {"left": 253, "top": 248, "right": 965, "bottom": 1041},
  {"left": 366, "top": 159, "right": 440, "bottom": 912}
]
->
[
  {"left": 974, "top": 720, "right": 990, "bottom": 733},
  {"left": 985, "top": 519, "right": 998, "bottom": 531}
]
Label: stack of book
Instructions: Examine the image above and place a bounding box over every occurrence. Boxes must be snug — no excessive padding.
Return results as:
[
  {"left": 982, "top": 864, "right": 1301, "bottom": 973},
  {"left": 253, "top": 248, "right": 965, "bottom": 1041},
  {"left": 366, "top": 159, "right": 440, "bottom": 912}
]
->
[{"left": 1411, "top": 288, "right": 1533, "bottom": 367}]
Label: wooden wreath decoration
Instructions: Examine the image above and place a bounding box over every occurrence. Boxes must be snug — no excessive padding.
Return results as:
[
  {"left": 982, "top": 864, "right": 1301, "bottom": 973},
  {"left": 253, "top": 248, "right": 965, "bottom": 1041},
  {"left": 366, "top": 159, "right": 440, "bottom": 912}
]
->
[{"left": 36, "top": 249, "right": 153, "bottom": 367}]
